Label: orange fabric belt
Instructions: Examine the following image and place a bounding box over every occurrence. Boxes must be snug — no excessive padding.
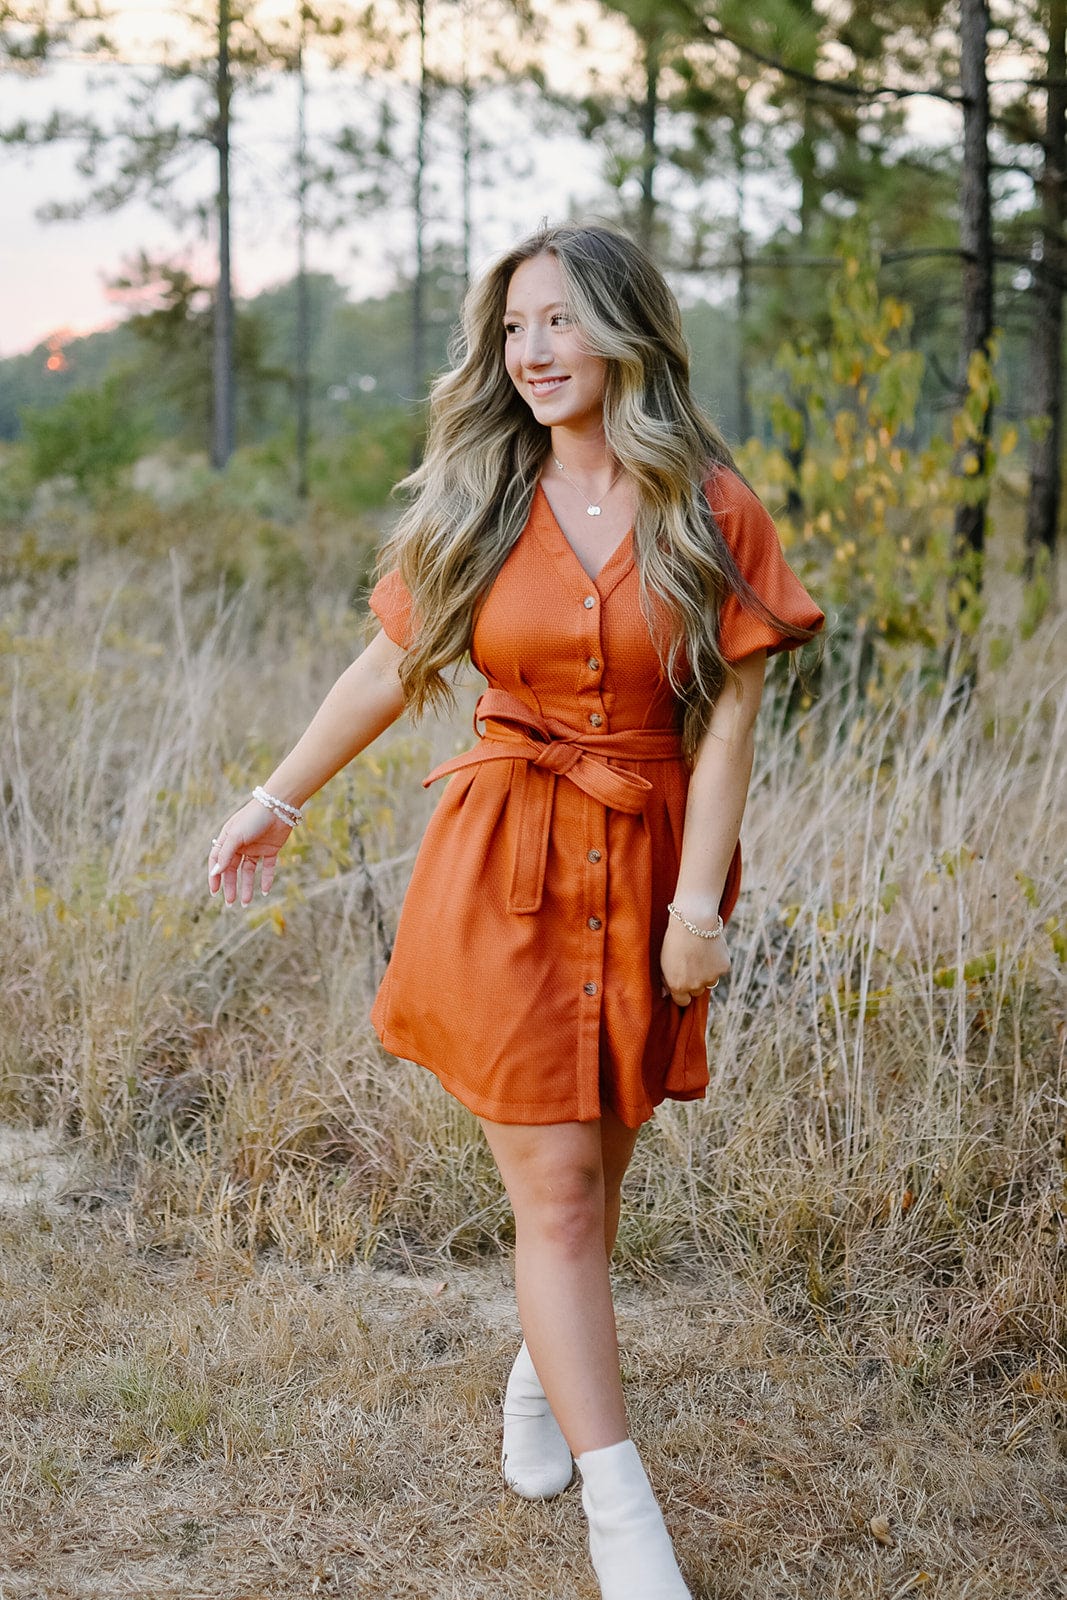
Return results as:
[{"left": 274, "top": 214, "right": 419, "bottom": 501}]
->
[{"left": 424, "top": 688, "right": 684, "bottom": 915}]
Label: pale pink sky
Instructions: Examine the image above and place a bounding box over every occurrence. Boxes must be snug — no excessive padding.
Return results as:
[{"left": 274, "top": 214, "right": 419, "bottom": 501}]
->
[
  {"left": 4, "top": 128, "right": 387, "bottom": 358},
  {"left": 4, "top": 68, "right": 613, "bottom": 360},
  {"left": 3, "top": 6, "right": 966, "bottom": 363},
  {"left": 2, "top": 1, "right": 624, "bottom": 360}
]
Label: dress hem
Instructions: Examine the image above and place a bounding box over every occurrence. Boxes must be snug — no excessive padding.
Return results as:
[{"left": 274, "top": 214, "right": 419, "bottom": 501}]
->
[{"left": 372, "top": 1021, "right": 707, "bottom": 1130}]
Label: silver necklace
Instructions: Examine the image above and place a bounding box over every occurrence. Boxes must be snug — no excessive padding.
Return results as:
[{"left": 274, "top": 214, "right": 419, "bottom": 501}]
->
[{"left": 552, "top": 456, "right": 620, "bottom": 517}]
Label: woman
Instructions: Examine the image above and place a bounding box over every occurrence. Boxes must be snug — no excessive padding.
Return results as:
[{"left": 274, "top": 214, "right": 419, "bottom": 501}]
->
[{"left": 208, "top": 221, "right": 824, "bottom": 1599}]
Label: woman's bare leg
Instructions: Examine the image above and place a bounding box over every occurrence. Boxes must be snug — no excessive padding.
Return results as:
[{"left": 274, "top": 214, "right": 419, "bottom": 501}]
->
[
  {"left": 484, "top": 1112, "right": 691, "bottom": 1596},
  {"left": 480, "top": 1117, "right": 627, "bottom": 1455},
  {"left": 497, "top": 1109, "right": 641, "bottom": 1497},
  {"left": 600, "top": 1105, "right": 640, "bottom": 1257}
]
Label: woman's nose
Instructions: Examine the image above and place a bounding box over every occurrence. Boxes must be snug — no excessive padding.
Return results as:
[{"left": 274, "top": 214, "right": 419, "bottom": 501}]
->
[{"left": 522, "top": 327, "right": 551, "bottom": 367}]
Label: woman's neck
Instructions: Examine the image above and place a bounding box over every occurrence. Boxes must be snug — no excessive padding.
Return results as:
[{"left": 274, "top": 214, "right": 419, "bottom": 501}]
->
[{"left": 548, "top": 424, "right": 613, "bottom": 475}]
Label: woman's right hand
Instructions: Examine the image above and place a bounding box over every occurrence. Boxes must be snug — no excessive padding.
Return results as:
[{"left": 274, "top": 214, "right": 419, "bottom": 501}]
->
[{"left": 208, "top": 798, "right": 295, "bottom": 906}]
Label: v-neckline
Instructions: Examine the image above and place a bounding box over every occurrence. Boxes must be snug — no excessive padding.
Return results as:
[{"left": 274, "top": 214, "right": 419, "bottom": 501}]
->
[{"left": 533, "top": 481, "right": 634, "bottom": 593}]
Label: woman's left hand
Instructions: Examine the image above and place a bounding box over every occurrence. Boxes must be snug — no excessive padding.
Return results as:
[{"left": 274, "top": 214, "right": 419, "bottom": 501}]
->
[{"left": 659, "top": 916, "right": 731, "bottom": 1007}]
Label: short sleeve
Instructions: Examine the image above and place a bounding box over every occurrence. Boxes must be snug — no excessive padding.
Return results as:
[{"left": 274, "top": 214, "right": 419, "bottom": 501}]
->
[
  {"left": 368, "top": 568, "right": 415, "bottom": 648},
  {"left": 708, "top": 469, "right": 825, "bottom": 662}
]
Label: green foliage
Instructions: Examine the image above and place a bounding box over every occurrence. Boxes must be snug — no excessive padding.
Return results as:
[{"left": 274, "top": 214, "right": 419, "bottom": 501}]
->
[
  {"left": 114, "top": 257, "right": 287, "bottom": 451},
  {"left": 0, "top": 440, "right": 35, "bottom": 520},
  {"left": 19, "top": 374, "right": 152, "bottom": 491},
  {"left": 0, "top": 268, "right": 462, "bottom": 461},
  {"left": 1019, "top": 542, "right": 1053, "bottom": 639},
  {"left": 0, "top": 324, "right": 144, "bottom": 442},
  {"left": 742, "top": 243, "right": 1016, "bottom": 682},
  {"left": 311, "top": 403, "right": 423, "bottom": 515}
]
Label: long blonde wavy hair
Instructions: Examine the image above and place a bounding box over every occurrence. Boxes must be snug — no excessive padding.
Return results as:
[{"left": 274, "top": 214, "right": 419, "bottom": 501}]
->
[{"left": 378, "top": 220, "right": 816, "bottom": 760}]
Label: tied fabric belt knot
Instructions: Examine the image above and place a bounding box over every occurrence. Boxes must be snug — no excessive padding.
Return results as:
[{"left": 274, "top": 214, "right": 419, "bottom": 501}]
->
[{"left": 423, "top": 688, "right": 683, "bottom": 915}]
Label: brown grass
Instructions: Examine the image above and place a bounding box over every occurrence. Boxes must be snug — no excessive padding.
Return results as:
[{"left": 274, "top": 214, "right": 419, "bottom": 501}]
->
[
  {"left": 1, "top": 1171, "right": 1064, "bottom": 1598},
  {"left": 0, "top": 493, "right": 1065, "bottom": 1596}
]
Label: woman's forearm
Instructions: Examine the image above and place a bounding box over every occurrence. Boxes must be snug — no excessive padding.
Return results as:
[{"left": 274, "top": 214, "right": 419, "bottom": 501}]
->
[
  {"left": 262, "top": 628, "right": 407, "bottom": 809},
  {"left": 672, "top": 651, "right": 766, "bottom": 918}
]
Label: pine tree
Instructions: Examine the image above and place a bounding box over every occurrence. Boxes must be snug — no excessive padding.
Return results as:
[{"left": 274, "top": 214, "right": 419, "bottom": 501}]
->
[{"left": 2, "top": 0, "right": 350, "bottom": 468}]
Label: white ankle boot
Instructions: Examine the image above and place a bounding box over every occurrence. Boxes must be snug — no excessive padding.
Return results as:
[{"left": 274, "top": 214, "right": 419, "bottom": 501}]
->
[
  {"left": 501, "top": 1340, "right": 573, "bottom": 1499},
  {"left": 576, "top": 1439, "right": 691, "bottom": 1599}
]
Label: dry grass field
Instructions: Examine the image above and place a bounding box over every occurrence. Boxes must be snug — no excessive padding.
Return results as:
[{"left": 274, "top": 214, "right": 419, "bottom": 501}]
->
[{"left": 0, "top": 496, "right": 1065, "bottom": 1597}]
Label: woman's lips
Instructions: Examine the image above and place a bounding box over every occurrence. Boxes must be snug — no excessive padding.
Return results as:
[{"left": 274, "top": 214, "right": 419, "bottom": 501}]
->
[{"left": 527, "top": 376, "right": 569, "bottom": 395}]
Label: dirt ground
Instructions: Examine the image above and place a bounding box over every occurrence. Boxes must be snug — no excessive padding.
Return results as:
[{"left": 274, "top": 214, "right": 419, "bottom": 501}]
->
[{"left": 1, "top": 1124, "right": 1064, "bottom": 1600}]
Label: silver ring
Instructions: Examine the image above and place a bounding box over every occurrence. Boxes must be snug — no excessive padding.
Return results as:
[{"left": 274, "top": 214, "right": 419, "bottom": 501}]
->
[{"left": 211, "top": 838, "right": 220, "bottom": 847}]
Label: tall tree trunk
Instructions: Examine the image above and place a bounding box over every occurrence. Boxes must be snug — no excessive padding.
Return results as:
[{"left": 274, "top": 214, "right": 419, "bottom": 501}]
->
[
  {"left": 460, "top": 64, "right": 470, "bottom": 291},
  {"left": 786, "top": 1, "right": 817, "bottom": 510},
  {"left": 955, "top": 0, "right": 994, "bottom": 567},
  {"left": 411, "top": 0, "right": 428, "bottom": 457},
  {"left": 457, "top": 0, "right": 473, "bottom": 294},
  {"left": 211, "top": 0, "right": 235, "bottom": 470},
  {"left": 638, "top": 23, "right": 659, "bottom": 255},
  {"left": 796, "top": 98, "right": 818, "bottom": 243},
  {"left": 792, "top": 0, "right": 818, "bottom": 244},
  {"left": 1024, "top": 0, "right": 1066, "bottom": 578},
  {"left": 731, "top": 98, "right": 752, "bottom": 442},
  {"left": 295, "top": 18, "right": 310, "bottom": 501}
]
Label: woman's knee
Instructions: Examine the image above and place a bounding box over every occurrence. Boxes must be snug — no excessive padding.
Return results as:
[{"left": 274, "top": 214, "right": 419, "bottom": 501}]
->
[
  {"left": 519, "top": 1164, "right": 605, "bottom": 1253},
  {"left": 480, "top": 1120, "right": 608, "bottom": 1253}
]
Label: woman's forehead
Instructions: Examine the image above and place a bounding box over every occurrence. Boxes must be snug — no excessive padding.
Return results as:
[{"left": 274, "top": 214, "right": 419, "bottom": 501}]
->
[{"left": 504, "top": 253, "right": 565, "bottom": 313}]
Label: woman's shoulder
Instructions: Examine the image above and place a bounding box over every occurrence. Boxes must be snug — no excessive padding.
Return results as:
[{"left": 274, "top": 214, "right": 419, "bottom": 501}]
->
[
  {"left": 702, "top": 462, "right": 825, "bottom": 660},
  {"left": 369, "top": 565, "right": 415, "bottom": 647},
  {"left": 701, "top": 462, "right": 766, "bottom": 521},
  {"left": 700, "top": 463, "right": 780, "bottom": 559}
]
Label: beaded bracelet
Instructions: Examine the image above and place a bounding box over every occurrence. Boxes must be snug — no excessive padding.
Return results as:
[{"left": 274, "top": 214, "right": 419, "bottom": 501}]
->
[
  {"left": 252, "top": 785, "right": 304, "bottom": 826},
  {"left": 666, "top": 902, "right": 724, "bottom": 940}
]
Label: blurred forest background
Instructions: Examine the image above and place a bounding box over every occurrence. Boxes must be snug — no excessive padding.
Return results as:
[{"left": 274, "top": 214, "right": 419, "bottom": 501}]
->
[
  {"left": 0, "top": 0, "right": 1063, "bottom": 581},
  {"left": 1, "top": 6, "right": 1066, "bottom": 1597}
]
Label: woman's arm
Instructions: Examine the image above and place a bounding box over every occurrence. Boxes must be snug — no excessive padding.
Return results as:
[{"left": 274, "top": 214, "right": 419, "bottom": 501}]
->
[
  {"left": 210, "top": 627, "right": 408, "bottom": 905},
  {"left": 659, "top": 649, "right": 767, "bottom": 1005},
  {"left": 261, "top": 627, "right": 408, "bottom": 809}
]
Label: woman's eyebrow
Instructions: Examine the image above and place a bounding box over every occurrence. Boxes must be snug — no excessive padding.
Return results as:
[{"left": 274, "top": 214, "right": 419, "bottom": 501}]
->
[{"left": 502, "top": 301, "right": 565, "bottom": 319}]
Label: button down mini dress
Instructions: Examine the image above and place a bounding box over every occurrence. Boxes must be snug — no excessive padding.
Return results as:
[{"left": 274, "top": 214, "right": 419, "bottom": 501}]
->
[{"left": 368, "top": 467, "right": 825, "bottom": 1129}]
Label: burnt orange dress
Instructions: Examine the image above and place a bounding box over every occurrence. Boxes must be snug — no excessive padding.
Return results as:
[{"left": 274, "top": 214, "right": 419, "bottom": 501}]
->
[{"left": 368, "top": 467, "right": 825, "bottom": 1129}]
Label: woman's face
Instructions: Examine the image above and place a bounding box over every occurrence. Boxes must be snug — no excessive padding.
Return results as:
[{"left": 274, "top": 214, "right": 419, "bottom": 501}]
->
[{"left": 503, "top": 253, "right": 607, "bottom": 434}]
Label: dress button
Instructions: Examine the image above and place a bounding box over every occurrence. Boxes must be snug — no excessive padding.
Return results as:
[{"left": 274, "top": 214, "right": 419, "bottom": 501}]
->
[
  {"left": 589, "top": 712, "right": 603, "bottom": 727},
  {"left": 587, "top": 848, "right": 602, "bottom": 863},
  {"left": 588, "top": 916, "right": 602, "bottom": 931},
  {"left": 583, "top": 981, "right": 598, "bottom": 996},
  {"left": 588, "top": 657, "right": 600, "bottom": 671},
  {"left": 583, "top": 595, "right": 596, "bottom": 609}
]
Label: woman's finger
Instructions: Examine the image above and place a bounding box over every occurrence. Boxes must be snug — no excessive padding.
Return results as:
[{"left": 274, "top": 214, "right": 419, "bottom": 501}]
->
[
  {"left": 239, "top": 855, "right": 257, "bottom": 907},
  {"left": 216, "top": 849, "right": 242, "bottom": 905},
  {"left": 666, "top": 984, "right": 719, "bottom": 1006},
  {"left": 208, "top": 836, "right": 226, "bottom": 894},
  {"left": 212, "top": 826, "right": 250, "bottom": 904},
  {"left": 260, "top": 855, "right": 276, "bottom": 896}
]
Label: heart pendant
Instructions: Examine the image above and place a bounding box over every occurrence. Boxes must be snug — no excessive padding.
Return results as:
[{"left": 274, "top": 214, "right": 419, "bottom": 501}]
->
[{"left": 586, "top": 505, "right": 602, "bottom": 516}]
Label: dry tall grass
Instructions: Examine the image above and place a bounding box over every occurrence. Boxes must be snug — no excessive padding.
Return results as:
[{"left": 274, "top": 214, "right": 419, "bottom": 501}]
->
[{"left": 0, "top": 502, "right": 1064, "bottom": 1596}]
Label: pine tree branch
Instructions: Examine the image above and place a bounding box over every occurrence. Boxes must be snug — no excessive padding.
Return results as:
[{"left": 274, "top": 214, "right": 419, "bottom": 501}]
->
[
  {"left": 672, "top": 1, "right": 964, "bottom": 108},
  {"left": 675, "top": 245, "right": 1066, "bottom": 287}
]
